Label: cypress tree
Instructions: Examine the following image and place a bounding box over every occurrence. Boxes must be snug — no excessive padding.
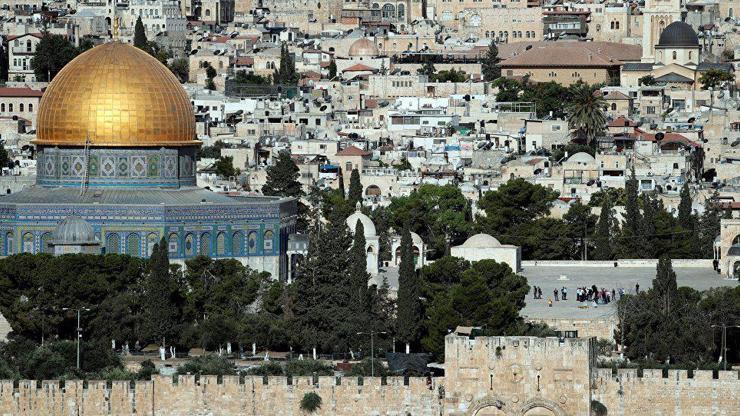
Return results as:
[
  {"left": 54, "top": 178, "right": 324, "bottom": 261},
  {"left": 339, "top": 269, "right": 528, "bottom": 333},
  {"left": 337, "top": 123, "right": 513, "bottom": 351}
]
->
[
  {"left": 338, "top": 171, "right": 346, "bottom": 200},
  {"left": 142, "top": 238, "right": 179, "bottom": 347},
  {"left": 640, "top": 194, "right": 656, "bottom": 258},
  {"left": 396, "top": 225, "right": 421, "bottom": 354},
  {"left": 619, "top": 168, "right": 642, "bottom": 258},
  {"left": 678, "top": 182, "right": 693, "bottom": 228},
  {"left": 698, "top": 192, "right": 722, "bottom": 258},
  {"left": 134, "top": 17, "right": 148, "bottom": 51},
  {"left": 328, "top": 59, "right": 337, "bottom": 79},
  {"left": 349, "top": 220, "right": 369, "bottom": 312},
  {"left": 653, "top": 257, "right": 678, "bottom": 316},
  {"left": 593, "top": 194, "right": 614, "bottom": 260},
  {"left": 348, "top": 169, "right": 363, "bottom": 207}
]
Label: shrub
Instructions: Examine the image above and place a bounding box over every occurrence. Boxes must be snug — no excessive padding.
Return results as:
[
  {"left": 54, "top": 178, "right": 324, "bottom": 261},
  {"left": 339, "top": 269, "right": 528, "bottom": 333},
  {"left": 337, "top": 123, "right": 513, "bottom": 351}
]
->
[
  {"left": 300, "top": 392, "right": 322, "bottom": 413},
  {"left": 176, "top": 355, "right": 235, "bottom": 376}
]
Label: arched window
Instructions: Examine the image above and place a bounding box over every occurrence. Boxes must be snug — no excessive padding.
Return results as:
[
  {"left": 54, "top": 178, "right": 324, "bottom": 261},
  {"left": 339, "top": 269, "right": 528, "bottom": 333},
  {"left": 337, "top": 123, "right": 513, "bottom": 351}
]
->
[
  {"left": 168, "top": 233, "right": 179, "bottom": 255},
  {"left": 672, "top": 51, "right": 677, "bottom": 60},
  {"left": 199, "top": 232, "right": 211, "bottom": 256},
  {"left": 205, "top": 9, "right": 211, "bottom": 17},
  {"left": 397, "top": 3, "right": 405, "bottom": 20},
  {"left": 610, "top": 21, "right": 615, "bottom": 29},
  {"left": 248, "top": 231, "right": 258, "bottom": 254},
  {"left": 232, "top": 231, "right": 244, "bottom": 255},
  {"left": 0, "top": 104, "right": 4, "bottom": 112},
  {"left": 40, "top": 232, "right": 52, "bottom": 254},
  {"left": 185, "top": 233, "right": 195, "bottom": 257},
  {"left": 8, "top": 104, "right": 12, "bottom": 112},
  {"left": 381, "top": 3, "right": 395, "bottom": 19},
  {"left": 611, "top": 103, "right": 617, "bottom": 111},
  {"left": 264, "top": 230, "right": 274, "bottom": 252},
  {"left": 126, "top": 233, "right": 141, "bottom": 257},
  {"left": 22, "top": 232, "right": 33, "bottom": 253},
  {"left": 26, "top": 40, "right": 32, "bottom": 52},
  {"left": 146, "top": 233, "right": 158, "bottom": 256},
  {"left": 106, "top": 233, "right": 120, "bottom": 254},
  {"left": 615, "top": 21, "right": 620, "bottom": 30},
  {"left": 19, "top": 104, "right": 23, "bottom": 112},
  {"left": 28, "top": 104, "right": 32, "bottom": 112},
  {"left": 216, "top": 232, "right": 226, "bottom": 256}
]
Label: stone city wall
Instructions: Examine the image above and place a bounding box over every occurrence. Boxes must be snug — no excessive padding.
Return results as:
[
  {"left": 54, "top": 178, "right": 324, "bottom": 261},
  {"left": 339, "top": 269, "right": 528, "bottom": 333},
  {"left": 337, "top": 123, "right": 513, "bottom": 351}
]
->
[
  {"left": 521, "top": 259, "right": 715, "bottom": 268},
  {"left": 0, "top": 375, "right": 441, "bottom": 416},
  {"left": 592, "top": 368, "right": 740, "bottom": 416}
]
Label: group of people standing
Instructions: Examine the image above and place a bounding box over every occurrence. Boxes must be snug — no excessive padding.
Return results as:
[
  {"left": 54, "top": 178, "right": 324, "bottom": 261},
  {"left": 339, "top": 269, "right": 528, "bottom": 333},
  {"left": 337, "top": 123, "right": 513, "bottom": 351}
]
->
[{"left": 533, "top": 284, "right": 629, "bottom": 306}]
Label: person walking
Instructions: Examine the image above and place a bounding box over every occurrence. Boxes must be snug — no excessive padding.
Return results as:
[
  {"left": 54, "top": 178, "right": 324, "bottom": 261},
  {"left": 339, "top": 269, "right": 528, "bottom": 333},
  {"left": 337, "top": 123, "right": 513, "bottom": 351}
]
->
[
  {"left": 553, "top": 289, "right": 559, "bottom": 301},
  {"left": 635, "top": 283, "right": 640, "bottom": 294},
  {"left": 562, "top": 287, "right": 567, "bottom": 301}
]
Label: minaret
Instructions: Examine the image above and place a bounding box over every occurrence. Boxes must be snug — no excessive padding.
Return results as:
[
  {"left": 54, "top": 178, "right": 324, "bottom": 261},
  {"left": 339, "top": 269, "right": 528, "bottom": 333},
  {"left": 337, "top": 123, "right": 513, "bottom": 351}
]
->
[{"left": 641, "top": 0, "right": 683, "bottom": 63}]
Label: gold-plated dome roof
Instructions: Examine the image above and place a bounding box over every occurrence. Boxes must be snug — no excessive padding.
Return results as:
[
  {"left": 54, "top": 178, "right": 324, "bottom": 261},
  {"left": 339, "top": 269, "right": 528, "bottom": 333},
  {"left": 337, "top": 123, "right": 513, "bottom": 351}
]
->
[{"left": 34, "top": 42, "right": 197, "bottom": 147}]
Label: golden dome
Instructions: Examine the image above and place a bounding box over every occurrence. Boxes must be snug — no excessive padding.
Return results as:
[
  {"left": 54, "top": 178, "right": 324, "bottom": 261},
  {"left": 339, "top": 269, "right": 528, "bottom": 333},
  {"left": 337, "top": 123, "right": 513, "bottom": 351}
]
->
[
  {"left": 34, "top": 42, "right": 197, "bottom": 147},
  {"left": 348, "top": 38, "right": 379, "bottom": 57}
]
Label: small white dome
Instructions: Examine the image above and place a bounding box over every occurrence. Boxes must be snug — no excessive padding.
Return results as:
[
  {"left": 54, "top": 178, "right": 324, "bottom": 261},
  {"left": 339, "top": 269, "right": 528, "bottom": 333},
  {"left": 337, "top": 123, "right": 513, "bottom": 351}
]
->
[
  {"left": 567, "top": 152, "right": 596, "bottom": 163},
  {"left": 53, "top": 216, "right": 96, "bottom": 243},
  {"left": 461, "top": 233, "right": 501, "bottom": 248},
  {"left": 346, "top": 205, "right": 377, "bottom": 238}
]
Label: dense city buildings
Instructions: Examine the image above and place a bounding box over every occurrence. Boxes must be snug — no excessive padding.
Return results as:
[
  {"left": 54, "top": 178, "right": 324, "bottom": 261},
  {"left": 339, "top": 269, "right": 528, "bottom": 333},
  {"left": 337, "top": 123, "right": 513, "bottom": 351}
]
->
[{"left": 0, "top": 0, "right": 738, "bottom": 414}]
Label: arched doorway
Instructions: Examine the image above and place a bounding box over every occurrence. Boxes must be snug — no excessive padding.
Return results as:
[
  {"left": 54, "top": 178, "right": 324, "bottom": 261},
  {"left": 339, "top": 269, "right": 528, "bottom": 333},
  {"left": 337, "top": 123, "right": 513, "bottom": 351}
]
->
[{"left": 366, "top": 185, "right": 381, "bottom": 196}]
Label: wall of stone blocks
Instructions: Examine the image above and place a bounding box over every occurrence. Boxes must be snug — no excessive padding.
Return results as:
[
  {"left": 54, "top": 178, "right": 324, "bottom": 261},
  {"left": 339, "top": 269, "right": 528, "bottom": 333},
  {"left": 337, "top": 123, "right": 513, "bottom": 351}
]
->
[
  {"left": 592, "top": 368, "right": 740, "bottom": 416},
  {"left": 0, "top": 375, "right": 441, "bottom": 416}
]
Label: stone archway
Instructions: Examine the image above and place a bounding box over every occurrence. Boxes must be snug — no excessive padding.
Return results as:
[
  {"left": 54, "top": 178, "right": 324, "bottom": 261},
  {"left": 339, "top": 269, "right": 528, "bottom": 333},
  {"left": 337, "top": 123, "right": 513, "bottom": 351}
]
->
[
  {"left": 519, "top": 398, "right": 567, "bottom": 416},
  {"left": 467, "top": 396, "right": 508, "bottom": 416}
]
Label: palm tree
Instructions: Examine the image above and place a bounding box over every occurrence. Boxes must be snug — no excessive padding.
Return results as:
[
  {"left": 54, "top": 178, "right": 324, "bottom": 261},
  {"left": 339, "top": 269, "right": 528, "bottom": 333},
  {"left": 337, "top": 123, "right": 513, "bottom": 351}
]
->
[{"left": 566, "top": 83, "right": 607, "bottom": 147}]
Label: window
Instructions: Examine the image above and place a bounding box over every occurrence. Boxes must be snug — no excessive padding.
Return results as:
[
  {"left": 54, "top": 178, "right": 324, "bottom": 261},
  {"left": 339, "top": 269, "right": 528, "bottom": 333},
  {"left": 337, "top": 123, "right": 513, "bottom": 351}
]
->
[
  {"left": 8, "top": 104, "right": 12, "bottom": 112},
  {"left": 248, "top": 231, "right": 257, "bottom": 254},
  {"left": 551, "top": 125, "right": 561, "bottom": 131},
  {"left": 19, "top": 104, "right": 23, "bottom": 112},
  {"left": 106, "top": 233, "right": 120, "bottom": 254},
  {"left": 5, "top": 232, "right": 12, "bottom": 255},
  {"left": 264, "top": 230, "right": 274, "bottom": 252},
  {"left": 126, "top": 233, "right": 141, "bottom": 256},
  {"left": 673, "top": 163, "right": 679, "bottom": 169},
  {"left": 232, "top": 231, "right": 244, "bottom": 255},
  {"left": 147, "top": 233, "right": 158, "bottom": 256},
  {"left": 28, "top": 103, "right": 32, "bottom": 112},
  {"left": 185, "top": 233, "right": 194, "bottom": 256},
  {"left": 0, "top": 104, "right": 4, "bottom": 112},
  {"left": 41, "top": 233, "right": 52, "bottom": 254},
  {"left": 672, "top": 51, "right": 677, "bottom": 60},
  {"left": 611, "top": 103, "right": 617, "bottom": 111},
  {"left": 168, "top": 233, "right": 179, "bottom": 255},
  {"left": 216, "top": 232, "right": 225, "bottom": 256},
  {"left": 346, "top": 162, "right": 353, "bottom": 172},
  {"left": 199, "top": 232, "right": 211, "bottom": 256},
  {"left": 646, "top": 106, "right": 656, "bottom": 114},
  {"left": 22, "top": 232, "right": 33, "bottom": 253}
]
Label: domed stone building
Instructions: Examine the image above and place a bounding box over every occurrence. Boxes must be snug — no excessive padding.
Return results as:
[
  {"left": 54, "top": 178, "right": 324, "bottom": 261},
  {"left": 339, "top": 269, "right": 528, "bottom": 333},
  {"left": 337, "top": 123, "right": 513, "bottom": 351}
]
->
[
  {"left": 450, "top": 233, "right": 521, "bottom": 272},
  {"left": 346, "top": 204, "right": 380, "bottom": 276},
  {"left": 0, "top": 42, "right": 296, "bottom": 280}
]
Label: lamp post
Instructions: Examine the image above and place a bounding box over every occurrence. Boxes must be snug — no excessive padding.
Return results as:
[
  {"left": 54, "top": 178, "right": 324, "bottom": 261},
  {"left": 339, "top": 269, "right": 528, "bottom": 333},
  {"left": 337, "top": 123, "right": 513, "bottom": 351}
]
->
[
  {"left": 357, "top": 331, "right": 386, "bottom": 377},
  {"left": 711, "top": 324, "right": 740, "bottom": 371},
  {"left": 63, "top": 307, "right": 91, "bottom": 369}
]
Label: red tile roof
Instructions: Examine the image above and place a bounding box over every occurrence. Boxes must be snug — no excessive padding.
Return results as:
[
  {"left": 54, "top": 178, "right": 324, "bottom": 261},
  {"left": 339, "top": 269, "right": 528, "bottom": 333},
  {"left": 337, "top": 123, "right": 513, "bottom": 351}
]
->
[
  {"left": 608, "top": 116, "right": 637, "bottom": 128},
  {"left": 342, "top": 63, "right": 377, "bottom": 72},
  {"left": 235, "top": 57, "right": 254, "bottom": 66},
  {"left": 632, "top": 128, "right": 700, "bottom": 148},
  {"left": 0, "top": 87, "right": 43, "bottom": 97},
  {"left": 6, "top": 33, "right": 42, "bottom": 41},
  {"left": 336, "top": 145, "right": 371, "bottom": 156}
]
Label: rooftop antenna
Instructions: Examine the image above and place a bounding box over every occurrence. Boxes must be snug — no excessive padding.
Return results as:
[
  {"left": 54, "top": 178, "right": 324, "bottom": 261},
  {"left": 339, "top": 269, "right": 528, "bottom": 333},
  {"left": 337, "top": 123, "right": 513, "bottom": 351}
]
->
[{"left": 79, "top": 133, "right": 91, "bottom": 196}]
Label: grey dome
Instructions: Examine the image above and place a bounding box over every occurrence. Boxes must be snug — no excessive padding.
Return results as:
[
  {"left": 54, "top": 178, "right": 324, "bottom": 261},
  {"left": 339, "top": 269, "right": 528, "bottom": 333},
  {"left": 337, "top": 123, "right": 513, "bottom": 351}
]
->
[
  {"left": 53, "top": 217, "right": 96, "bottom": 243},
  {"left": 657, "top": 22, "right": 699, "bottom": 48}
]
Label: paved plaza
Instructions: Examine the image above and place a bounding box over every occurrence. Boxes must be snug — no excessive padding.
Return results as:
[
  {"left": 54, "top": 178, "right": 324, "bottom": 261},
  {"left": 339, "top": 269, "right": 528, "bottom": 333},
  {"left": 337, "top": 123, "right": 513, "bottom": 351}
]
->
[{"left": 520, "top": 266, "right": 738, "bottom": 319}]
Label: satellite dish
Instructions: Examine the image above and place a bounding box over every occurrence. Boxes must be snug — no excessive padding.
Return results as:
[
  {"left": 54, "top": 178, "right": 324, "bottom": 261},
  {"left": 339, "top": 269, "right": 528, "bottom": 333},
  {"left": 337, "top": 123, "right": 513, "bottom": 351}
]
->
[{"left": 655, "top": 132, "right": 665, "bottom": 141}]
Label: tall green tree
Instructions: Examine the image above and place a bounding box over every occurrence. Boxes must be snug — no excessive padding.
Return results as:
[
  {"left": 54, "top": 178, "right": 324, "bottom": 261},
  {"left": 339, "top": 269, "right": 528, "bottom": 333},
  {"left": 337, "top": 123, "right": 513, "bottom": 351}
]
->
[
  {"left": 262, "top": 151, "right": 303, "bottom": 198},
  {"left": 563, "top": 200, "right": 597, "bottom": 260},
  {"left": 273, "top": 42, "right": 297, "bottom": 85},
  {"left": 566, "top": 82, "right": 606, "bottom": 146},
  {"left": 31, "top": 33, "right": 82, "bottom": 81},
  {"left": 698, "top": 192, "right": 723, "bottom": 258},
  {"left": 481, "top": 41, "right": 501, "bottom": 81},
  {"left": 134, "top": 17, "right": 148, "bottom": 51},
  {"left": 396, "top": 225, "right": 422, "bottom": 354},
  {"left": 205, "top": 64, "right": 217, "bottom": 90},
  {"left": 142, "top": 239, "right": 182, "bottom": 347},
  {"left": 619, "top": 168, "right": 643, "bottom": 258},
  {"left": 418, "top": 56, "right": 435, "bottom": 79},
  {"left": 348, "top": 220, "right": 369, "bottom": 314},
  {"left": 640, "top": 194, "right": 657, "bottom": 258},
  {"left": 698, "top": 69, "right": 734, "bottom": 90},
  {"left": 678, "top": 182, "right": 693, "bottom": 228},
  {"left": 388, "top": 184, "right": 470, "bottom": 258},
  {"left": 477, "top": 178, "right": 559, "bottom": 235},
  {"left": 593, "top": 193, "right": 614, "bottom": 260},
  {"left": 214, "top": 156, "right": 239, "bottom": 178},
  {"left": 348, "top": 169, "right": 363, "bottom": 207},
  {"left": 169, "top": 58, "right": 189, "bottom": 82},
  {"left": 327, "top": 59, "right": 337, "bottom": 79}
]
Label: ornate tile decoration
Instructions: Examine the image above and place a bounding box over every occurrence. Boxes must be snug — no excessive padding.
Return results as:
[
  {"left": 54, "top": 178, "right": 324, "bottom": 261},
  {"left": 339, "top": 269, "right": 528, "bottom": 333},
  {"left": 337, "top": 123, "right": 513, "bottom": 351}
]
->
[
  {"left": 71, "top": 156, "right": 85, "bottom": 177},
  {"left": 131, "top": 156, "right": 146, "bottom": 178},
  {"left": 60, "top": 156, "right": 70, "bottom": 177},
  {"left": 117, "top": 157, "right": 129, "bottom": 177},
  {"left": 101, "top": 157, "right": 116, "bottom": 177},
  {"left": 147, "top": 155, "right": 160, "bottom": 178}
]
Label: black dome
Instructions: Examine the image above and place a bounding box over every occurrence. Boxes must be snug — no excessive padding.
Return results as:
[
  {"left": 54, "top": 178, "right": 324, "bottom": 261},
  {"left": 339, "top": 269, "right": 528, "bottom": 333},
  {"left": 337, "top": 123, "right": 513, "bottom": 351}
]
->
[{"left": 657, "top": 21, "right": 699, "bottom": 48}]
